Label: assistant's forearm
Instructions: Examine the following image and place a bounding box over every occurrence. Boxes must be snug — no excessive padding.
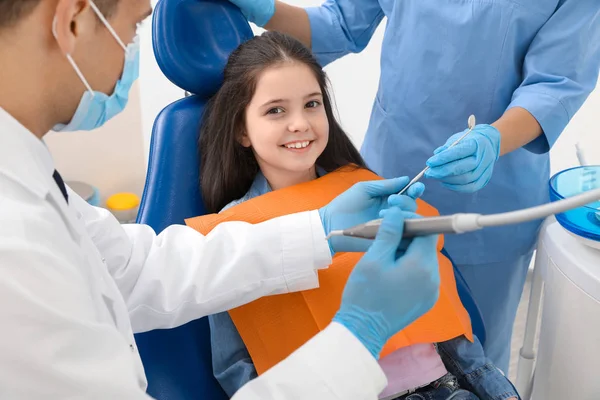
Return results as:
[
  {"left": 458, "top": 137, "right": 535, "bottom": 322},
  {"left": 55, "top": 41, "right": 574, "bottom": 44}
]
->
[
  {"left": 492, "top": 107, "right": 543, "bottom": 156},
  {"left": 264, "top": 1, "right": 312, "bottom": 48}
]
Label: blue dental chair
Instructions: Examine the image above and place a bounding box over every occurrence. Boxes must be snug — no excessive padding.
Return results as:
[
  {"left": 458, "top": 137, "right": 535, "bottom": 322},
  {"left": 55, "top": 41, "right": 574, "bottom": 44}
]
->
[{"left": 134, "top": 1, "right": 485, "bottom": 399}]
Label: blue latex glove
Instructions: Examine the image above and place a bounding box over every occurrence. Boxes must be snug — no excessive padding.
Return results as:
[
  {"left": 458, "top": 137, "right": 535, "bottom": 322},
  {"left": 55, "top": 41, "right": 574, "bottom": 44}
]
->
[
  {"left": 425, "top": 124, "right": 501, "bottom": 193},
  {"left": 228, "top": 0, "right": 275, "bottom": 27},
  {"left": 318, "top": 177, "right": 425, "bottom": 254},
  {"left": 333, "top": 207, "right": 440, "bottom": 358}
]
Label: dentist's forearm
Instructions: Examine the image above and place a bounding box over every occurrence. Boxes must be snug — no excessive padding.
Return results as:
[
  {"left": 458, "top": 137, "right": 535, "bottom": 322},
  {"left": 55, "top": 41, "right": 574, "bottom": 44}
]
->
[
  {"left": 264, "top": 1, "right": 312, "bottom": 48},
  {"left": 492, "top": 107, "right": 543, "bottom": 156}
]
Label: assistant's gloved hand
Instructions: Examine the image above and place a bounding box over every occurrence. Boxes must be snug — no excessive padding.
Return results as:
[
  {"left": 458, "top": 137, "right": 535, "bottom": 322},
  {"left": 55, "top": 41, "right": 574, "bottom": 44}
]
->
[
  {"left": 318, "top": 177, "right": 425, "bottom": 254},
  {"left": 228, "top": 0, "right": 275, "bottom": 27},
  {"left": 333, "top": 207, "right": 441, "bottom": 358},
  {"left": 425, "top": 124, "right": 501, "bottom": 193}
]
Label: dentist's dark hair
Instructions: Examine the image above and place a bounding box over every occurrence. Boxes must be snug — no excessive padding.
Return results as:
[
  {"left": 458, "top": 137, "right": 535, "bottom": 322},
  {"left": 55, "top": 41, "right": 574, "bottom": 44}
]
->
[
  {"left": 199, "top": 31, "right": 366, "bottom": 213},
  {"left": 0, "top": 0, "right": 120, "bottom": 29}
]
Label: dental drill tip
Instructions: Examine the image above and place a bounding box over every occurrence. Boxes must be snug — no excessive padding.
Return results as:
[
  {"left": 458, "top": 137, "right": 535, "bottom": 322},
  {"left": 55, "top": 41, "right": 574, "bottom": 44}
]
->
[{"left": 325, "top": 231, "right": 343, "bottom": 240}]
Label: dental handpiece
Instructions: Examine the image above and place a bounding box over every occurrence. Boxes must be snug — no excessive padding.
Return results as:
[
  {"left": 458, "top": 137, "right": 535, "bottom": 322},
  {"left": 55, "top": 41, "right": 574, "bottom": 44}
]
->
[
  {"left": 326, "top": 187, "right": 600, "bottom": 240},
  {"left": 398, "top": 115, "right": 477, "bottom": 195}
]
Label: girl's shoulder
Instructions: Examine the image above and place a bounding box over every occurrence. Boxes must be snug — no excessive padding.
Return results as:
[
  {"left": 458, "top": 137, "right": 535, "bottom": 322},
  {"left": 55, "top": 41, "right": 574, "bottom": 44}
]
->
[
  {"left": 220, "top": 192, "right": 253, "bottom": 212},
  {"left": 219, "top": 172, "right": 272, "bottom": 213}
]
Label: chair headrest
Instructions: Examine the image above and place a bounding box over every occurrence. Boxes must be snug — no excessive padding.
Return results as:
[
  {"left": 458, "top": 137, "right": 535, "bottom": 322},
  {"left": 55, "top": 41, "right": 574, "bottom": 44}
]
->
[{"left": 153, "top": 0, "right": 253, "bottom": 98}]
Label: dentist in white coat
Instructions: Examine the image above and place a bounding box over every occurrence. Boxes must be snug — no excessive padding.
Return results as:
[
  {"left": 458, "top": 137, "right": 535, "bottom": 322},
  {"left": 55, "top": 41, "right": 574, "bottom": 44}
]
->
[{"left": 0, "top": 0, "right": 441, "bottom": 399}]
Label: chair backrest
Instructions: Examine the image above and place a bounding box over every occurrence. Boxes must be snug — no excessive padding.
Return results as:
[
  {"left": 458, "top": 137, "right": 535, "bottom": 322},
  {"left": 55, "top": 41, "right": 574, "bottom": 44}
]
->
[
  {"left": 134, "top": 1, "right": 485, "bottom": 397},
  {"left": 135, "top": 1, "right": 252, "bottom": 399},
  {"left": 441, "top": 249, "right": 486, "bottom": 346}
]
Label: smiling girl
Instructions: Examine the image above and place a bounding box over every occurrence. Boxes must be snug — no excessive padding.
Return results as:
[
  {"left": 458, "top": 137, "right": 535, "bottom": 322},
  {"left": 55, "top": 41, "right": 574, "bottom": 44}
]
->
[{"left": 198, "top": 31, "right": 519, "bottom": 400}]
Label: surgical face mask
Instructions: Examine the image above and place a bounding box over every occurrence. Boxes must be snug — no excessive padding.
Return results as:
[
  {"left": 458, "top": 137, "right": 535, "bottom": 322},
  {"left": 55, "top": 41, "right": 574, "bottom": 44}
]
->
[{"left": 52, "top": 1, "right": 140, "bottom": 132}]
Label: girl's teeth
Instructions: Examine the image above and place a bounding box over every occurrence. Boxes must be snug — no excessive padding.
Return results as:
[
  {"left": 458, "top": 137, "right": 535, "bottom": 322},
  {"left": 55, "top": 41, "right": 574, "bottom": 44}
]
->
[{"left": 285, "top": 141, "right": 310, "bottom": 149}]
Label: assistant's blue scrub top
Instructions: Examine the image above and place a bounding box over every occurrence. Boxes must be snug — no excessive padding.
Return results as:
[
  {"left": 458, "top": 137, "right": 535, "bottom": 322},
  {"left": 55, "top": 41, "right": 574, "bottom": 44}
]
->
[{"left": 307, "top": 0, "right": 600, "bottom": 265}]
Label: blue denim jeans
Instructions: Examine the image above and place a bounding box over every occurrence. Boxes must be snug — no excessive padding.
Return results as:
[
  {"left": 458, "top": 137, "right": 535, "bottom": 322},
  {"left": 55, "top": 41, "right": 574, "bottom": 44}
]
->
[
  {"left": 437, "top": 336, "right": 520, "bottom": 400},
  {"left": 395, "top": 373, "right": 479, "bottom": 400}
]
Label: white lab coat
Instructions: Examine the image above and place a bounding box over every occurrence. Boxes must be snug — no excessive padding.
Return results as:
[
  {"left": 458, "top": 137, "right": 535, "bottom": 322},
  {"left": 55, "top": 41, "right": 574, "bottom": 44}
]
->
[{"left": 0, "top": 108, "right": 387, "bottom": 399}]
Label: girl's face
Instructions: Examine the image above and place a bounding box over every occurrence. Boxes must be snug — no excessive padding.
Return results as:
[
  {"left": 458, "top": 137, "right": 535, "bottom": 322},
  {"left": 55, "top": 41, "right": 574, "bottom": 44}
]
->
[{"left": 242, "top": 62, "right": 329, "bottom": 189}]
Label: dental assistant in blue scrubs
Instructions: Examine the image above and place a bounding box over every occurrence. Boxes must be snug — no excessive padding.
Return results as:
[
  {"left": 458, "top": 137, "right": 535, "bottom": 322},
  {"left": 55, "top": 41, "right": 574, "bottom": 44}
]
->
[{"left": 227, "top": 0, "right": 600, "bottom": 372}]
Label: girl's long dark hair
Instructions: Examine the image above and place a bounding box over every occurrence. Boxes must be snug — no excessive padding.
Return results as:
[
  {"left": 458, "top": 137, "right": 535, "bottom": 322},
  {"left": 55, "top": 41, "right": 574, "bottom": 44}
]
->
[{"left": 199, "top": 31, "right": 367, "bottom": 213}]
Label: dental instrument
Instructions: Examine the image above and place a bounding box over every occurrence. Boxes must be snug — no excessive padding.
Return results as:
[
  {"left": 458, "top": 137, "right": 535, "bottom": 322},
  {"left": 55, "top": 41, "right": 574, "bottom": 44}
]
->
[
  {"left": 326, "top": 187, "right": 600, "bottom": 240},
  {"left": 398, "top": 114, "right": 476, "bottom": 195}
]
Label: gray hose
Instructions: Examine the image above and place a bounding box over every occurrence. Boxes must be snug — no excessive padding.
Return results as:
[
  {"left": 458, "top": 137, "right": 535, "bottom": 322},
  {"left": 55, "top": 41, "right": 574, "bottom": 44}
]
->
[{"left": 478, "top": 187, "right": 600, "bottom": 227}]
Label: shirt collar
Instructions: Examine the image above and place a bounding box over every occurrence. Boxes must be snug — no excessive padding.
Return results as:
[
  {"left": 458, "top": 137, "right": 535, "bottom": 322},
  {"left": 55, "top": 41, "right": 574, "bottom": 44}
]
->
[
  {"left": 316, "top": 166, "right": 327, "bottom": 178},
  {"left": 0, "top": 107, "right": 55, "bottom": 199},
  {"left": 249, "top": 166, "right": 329, "bottom": 197},
  {"left": 247, "top": 171, "right": 272, "bottom": 197}
]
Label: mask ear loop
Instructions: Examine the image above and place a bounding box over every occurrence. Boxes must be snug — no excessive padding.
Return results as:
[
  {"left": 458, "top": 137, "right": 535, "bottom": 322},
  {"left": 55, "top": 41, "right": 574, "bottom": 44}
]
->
[
  {"left": 88, "top": 0, "right": 127, "bottom": 52},
  {"left": 52, "top": 17, "right": 95, "bottom": 97}
]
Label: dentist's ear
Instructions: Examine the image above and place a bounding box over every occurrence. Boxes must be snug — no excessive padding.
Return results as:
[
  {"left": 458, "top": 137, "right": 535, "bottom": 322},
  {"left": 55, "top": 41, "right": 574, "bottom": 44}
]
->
[{"left": 52, "top": 0, "right": 94, "bottom": 55}]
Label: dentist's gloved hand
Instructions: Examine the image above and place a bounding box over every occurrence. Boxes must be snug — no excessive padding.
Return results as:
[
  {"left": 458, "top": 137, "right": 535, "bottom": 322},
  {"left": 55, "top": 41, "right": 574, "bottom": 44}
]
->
[
  {"left": 319, "top": 177, "right": 425, "bottom": 254},
  {"left": 228, "top": 0, "right": 275, "bottom": 27},
  {"left": 333, "top": 207, "right": 440, "bottom": 358},
  {"left": 425, "top": 124, "right": 501, "bottom": 193}
]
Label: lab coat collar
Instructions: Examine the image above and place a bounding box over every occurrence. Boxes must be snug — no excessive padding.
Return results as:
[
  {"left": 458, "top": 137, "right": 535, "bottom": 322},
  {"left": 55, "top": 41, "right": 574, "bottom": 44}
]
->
[{"left": 0, "top": 107, "right": 56, "bottom": 200}]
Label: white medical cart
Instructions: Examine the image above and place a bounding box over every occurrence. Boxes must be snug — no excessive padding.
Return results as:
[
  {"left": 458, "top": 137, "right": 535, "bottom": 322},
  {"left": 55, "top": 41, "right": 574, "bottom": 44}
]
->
[{"left": 516, "top": 217, "right": 600, "bottom": 399}]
